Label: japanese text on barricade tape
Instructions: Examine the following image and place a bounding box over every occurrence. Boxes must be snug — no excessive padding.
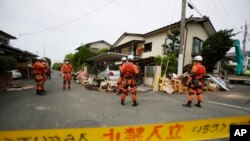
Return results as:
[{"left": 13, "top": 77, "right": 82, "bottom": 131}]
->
[{"left": 0, "top": 116, "right": 249, "bottom": 141}]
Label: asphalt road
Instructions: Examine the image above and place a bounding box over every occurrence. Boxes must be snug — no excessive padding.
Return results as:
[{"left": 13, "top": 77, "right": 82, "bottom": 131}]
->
[{"left": 0, "top": 71, "right": 249, "bottom": 131}]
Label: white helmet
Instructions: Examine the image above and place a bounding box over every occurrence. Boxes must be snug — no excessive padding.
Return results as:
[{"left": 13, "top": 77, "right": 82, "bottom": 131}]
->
[
  {"left": 121, "top": 57, "right": 126, "bottom": 61},
  {"left": 193, "top": 55, "right": 203, "bottom": 61},
  {"left": 127, "top": 55, "right": 134, "bottom": 61}
]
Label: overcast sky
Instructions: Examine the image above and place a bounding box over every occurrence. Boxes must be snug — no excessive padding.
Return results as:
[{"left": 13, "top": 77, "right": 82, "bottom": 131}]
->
[{"left": 1, "top": 0, "right": 249, "bottom": 63}]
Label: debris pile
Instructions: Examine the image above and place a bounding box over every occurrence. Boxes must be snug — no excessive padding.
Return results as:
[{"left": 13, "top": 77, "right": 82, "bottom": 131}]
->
[{"left": 157, "top": 73, "right": 229, "bottom": 94}]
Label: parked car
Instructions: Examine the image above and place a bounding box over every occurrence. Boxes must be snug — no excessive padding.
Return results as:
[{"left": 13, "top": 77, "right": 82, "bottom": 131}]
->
[
  {"left": 99, "top": 64, "right": 120, "bottom": 81},
  {"left": 8, "top": 70, "right": 22, "bottom": 79}
]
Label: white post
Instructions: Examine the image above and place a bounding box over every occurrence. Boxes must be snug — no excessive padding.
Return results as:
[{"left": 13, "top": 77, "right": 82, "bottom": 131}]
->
[{"left": 177, "top": 0, "right": 186, "bottom": 75}]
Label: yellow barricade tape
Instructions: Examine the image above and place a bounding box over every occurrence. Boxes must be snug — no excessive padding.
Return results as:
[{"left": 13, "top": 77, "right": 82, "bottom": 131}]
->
[{"left": 0, "top": 116, "right": 249, "bottom": 141}]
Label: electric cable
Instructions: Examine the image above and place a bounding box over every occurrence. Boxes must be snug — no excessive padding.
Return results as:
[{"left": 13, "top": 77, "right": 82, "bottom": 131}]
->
[{"left": 19, "top": 0, "right": 115, "bottom": 36}]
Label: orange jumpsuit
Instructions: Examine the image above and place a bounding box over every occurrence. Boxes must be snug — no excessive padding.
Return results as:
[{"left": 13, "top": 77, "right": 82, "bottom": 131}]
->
[
  {"left": 33, "top": 61, "right": 46, "bottom": 94},
  {"left": 120, "top": 61, "right": 139, "bottom": 106},
  {"left": 117, "top": 62, "right": 126, "bottom": 95},
  {"left": 42, "top": 62, "right": 48, "bottom": 82},
  {"left": 188, "top": 62, "right": 206, "bottom": 103},
  {"left": 44, "top": 62, "right": 51, "bottom": 79},
  {"left": 61, "top": 63, "right": 74, "bottom": 89}
]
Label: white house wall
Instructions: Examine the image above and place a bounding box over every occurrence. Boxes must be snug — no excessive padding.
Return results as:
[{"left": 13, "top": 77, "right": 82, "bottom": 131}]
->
[
  {"left": 184, "top": 23, "right": 210, "bottom": 66},
  {"left": 142, "top": 30, "right": 167, "bottom": 58},
  {"left": 116, "top": 35, "right": 144, "bottom": 47},
  {"left": 89, "top": 42, "right": 111, "bottom": 50}
]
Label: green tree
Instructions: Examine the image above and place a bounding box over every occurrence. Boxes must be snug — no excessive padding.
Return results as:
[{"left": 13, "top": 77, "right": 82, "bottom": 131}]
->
[
  {"left": 162, "top": 29, "right": 180, "bottom": 53},
  {"left": 65, "top": 53, "right": 74, "bottom": 64},
  {"left": 44, "top": 57, "right": 52, "bottom": 67},
  {"left": 97, "top": 48, "right": 109, "bottom": 55},
  {"left": 72, "top": 45, "right": 97, "bottom": 71},
  {"left": 155, "top": 52, "right": 178, "bottom": 75},
  {"left": 52, "top": 62, "right": 63, "bottom": 71},
  {"left": 156, "top": 29, "right": 179, "bottom": 75},
  {"left": 201, "top": 29, "right": 234, "bottom": 72}
]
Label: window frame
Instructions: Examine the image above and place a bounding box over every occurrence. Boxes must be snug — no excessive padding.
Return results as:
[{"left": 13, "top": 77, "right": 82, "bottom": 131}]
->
[
  {"left": 144, "top": 42, "right": 152, "bottom": 52},
  {"left": 192, "top": 37, "right": 203, "bottom": 57}
]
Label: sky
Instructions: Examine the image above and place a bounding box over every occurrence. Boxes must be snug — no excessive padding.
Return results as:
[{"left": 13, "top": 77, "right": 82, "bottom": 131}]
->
[{"left": 0, "top": 0, "right": 250, "bottom": 64}]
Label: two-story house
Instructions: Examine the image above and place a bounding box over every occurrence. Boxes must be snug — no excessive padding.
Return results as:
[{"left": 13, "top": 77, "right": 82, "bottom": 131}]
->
[
  {"left": 76, "top": 40, "right": 112, "bottom": 52},
  {"left": 110, "top": 17, "right": 216, "bottom": 67},
  {"left": 0, "top": 30, "right": 37, "bottom": 79}
]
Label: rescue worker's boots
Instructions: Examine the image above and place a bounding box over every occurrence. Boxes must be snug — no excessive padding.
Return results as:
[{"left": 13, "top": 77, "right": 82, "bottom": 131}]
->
[
  {"left": 132, "top": 100, "right": 138, "bottom": 107},
  {"left": 41, "top": 89, "right": 46, "bottom": 94},
  {"left": 182, "top": 101, "right": 192, "bottom": 107},
  {"left": 63, "top": 87, "right": 65, "bottom": 90},
  {"left": 36, "top": 90, "right": 44, "bottom": 95},
  {"left": 121, "top": 100, "right": 125, "bottom": 105},
  {"left": 36, "top": 90, "right": 41, "bottom": 95},
  {"left": 117, "top": 90, "right": 121, "bottom": 95},
  {"left": 194, "top": 101, "right": 202, "bottom": 108},
  {"left": 68, "top": 86, "right": 71, "bottom": 90}
]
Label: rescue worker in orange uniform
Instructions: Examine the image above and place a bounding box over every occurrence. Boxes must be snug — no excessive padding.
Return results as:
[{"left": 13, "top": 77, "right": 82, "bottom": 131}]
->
[
  {"left": 61, "top": 58, "right": 74, "bottom": 90},
  {"left": 32, "top": 57, "right": 46, "bottom": 95},
  {"left": 120, "top": 55, "right": 139, "bottom": 106},
  {"left": 182, "top": 55, "right": 206, "bottom": 108},
  {"left": 42, "top": 59, "right": 48, "bottom": 82},
  {"left": 45, "top": 61, "right": 51, "bottom": 79},
  {"left": 117, "top": 57, "right": 127, "bottom": 95}
]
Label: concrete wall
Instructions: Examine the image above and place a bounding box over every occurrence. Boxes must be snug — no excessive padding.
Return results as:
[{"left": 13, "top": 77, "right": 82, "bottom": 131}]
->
[{"left": 143, "top": 66, "right": 161, "bottom": 86}]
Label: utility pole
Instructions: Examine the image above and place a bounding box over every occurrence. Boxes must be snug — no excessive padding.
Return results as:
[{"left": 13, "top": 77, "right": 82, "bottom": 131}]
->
[
  {"left": 242, "top": 21, "right": 250, "bottom": 69},
  {"left": 242, "top": 21, "right": 248, "bottom": 55},
  {"left": 177, "top": 0, "right": 186, "bottom": 75},
  {"left": 44, "top": 47, "right": 45, "bottom": 58}
]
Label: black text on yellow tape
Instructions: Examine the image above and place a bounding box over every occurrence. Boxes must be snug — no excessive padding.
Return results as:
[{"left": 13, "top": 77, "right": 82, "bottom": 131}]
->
[{"left": 0, "top": 116, "right": 249, "bottom": 141}]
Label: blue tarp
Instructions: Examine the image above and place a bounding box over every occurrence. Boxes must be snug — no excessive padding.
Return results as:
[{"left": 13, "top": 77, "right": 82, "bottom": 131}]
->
[{"left": 233, "top": 39, "right": 244, "bottom": 76}]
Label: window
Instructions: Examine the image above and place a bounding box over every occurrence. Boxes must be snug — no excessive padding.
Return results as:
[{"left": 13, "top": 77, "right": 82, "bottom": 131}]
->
[
  {"left": 144, "top": 42, "right": 152, "bottom": 52},
  {"left": 192, "top": 37, "right": 203, "bottom": 56}
]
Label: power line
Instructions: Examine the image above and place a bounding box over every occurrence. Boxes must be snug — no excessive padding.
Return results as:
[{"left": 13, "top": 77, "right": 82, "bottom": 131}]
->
[
  {"left": 19, "top": 0, "right": 115, "bottom": 36},
  {"left": 188, "top": 0, "right": 203, "bottom": 17},
  {"left": 212, "top": 0, "right": 236, "bottom": 30},
  {"left": 218, "top": 0, "right": 238, "bottom": 31},
  {"left": 203, "top": 0, "right": 230, "bottom": 28},
  {"left": 10, "top": 34, "right": 22, "bottom": 46}
]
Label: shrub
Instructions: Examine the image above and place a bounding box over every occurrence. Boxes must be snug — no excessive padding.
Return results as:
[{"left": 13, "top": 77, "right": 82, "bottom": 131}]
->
[
  {"left": 52, "top": 63, "right": 63, "bottom": 71},
  {"left": 154, "top": 52, "right": 178, "bottom": 75}
]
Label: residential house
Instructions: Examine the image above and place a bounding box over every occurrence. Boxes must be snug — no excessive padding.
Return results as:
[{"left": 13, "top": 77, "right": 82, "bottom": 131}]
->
[
  {"left": 0, "top": 30, "right": 37, "bottom": 79},
  {"left": 0, "top": 30, "right": 17, "bottom": 45},
  {"left": 76, "top": 40, "right": 112, "bottom": 52},
  {"left": 110, "top": 17, "right": 216, "bottom": 68}
]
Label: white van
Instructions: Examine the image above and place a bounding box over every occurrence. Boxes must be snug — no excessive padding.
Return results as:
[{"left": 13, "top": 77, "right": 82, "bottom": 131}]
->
[{"left": 99, "top": 64, "right": 120, "bottom": 81}]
